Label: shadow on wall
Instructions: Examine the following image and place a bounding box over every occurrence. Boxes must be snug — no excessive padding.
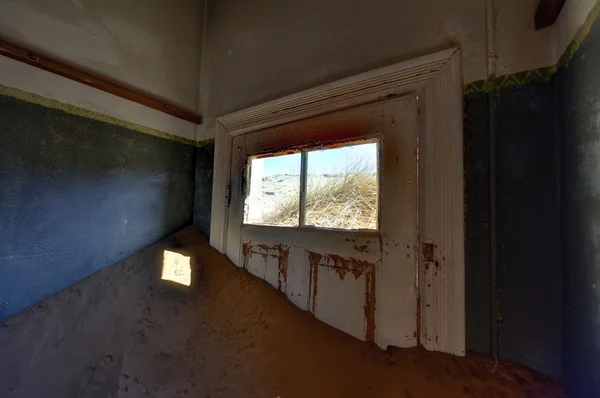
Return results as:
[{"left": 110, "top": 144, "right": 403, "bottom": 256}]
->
[
  {"left": 0, "top": 228, "right": 203, "bottom": 397},
  {"left": 0, "top": 95, "right": 196, "bottom": 322},
  {"left": 194, "top": 142, "right": 214, "bottom": 238},
  {"left": 555, "top": 12, "right": 600, "bottom": 397}
]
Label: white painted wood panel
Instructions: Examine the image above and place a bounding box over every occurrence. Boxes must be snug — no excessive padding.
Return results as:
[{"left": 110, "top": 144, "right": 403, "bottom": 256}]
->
[
  {"left": 286, "top": 247, "right": 310, "bottom": 310},
  {"left": 210, "top": 121, "right": 233, "bottom": 253},
  {"left": 212, "top": 48, "right": 465, "bottom": 356},
  {"left": 314, "top": 263, "right": 368, "bottom": 341},
  {"left": 234, "top": 97, "right": 419, "bottom": 347},
  {"left": 419, "top": 52, "right": 465, "bottom": 356},
  {"left": 376, "top": 97, "right": 419, "bottom": 349}
]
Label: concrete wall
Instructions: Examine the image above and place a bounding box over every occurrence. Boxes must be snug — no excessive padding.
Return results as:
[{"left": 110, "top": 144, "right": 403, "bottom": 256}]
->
[
  {"left": 0, "top": 0, "right": 205, "bottom": 111},
  {"left": 0, "top": 95, "right": 196, "bottom": 321},
  {"left": 558, "top": 12, "right": 600, "bottom": 398}
]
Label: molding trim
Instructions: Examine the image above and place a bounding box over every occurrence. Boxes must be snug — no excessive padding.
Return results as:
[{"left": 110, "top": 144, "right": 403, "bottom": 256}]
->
[
  {"left": 464, "top": 0, "right": 600, "bottom": 94},
  {"left": 211, "top": 47, "right": 465, "bottom": 356},
  {"left": 0, "top": 55, "right": 200, "bottom": 146},
  {"left": 219, "top": 48, "right": 458, "bottom": 136},
  {"left": 464, "top": 65, "right": 557, "bottom": 94},
  {"left": 557, "top": 0, "right": 600, "bottom": 68},
  {"left": 0, "top": 38, "right": 202, "bottom": 124},
  {"left": 0, "top": 84, "right": 202, "bottom": 147}
]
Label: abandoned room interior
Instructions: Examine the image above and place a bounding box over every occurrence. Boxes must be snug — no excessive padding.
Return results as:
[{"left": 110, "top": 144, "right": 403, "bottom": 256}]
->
[{"left": 0, "top": 0, "right": 599, "bottom": 397}]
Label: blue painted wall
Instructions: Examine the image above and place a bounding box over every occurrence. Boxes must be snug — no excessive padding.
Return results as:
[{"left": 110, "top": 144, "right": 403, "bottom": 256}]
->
[
  {"left": 464, "top": 79, "right": 563, "bottom": 376},
  {"left": 193, "top": 142, "right": 214, "bottom": 238},
  {"left": 0, "top": 95, "right": 196, "bottom": 321},
  {"left": 558, "top": 13, "right": 600, "bottom": 398},
  {"left": 464, "top": 91, "right": 491, "bottom": 356},
  {"left": 495, "top": 80, "right": 562, "bottom": 376}
]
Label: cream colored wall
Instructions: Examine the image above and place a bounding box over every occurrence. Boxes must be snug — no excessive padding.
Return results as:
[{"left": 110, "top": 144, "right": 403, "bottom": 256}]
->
[
  {"left": 0, "top": 0, "right": 596, "bottom": 141},
  {"left": 198, "top": 0, "right": 598, "bottom": 140},
  {"left": 198, "top": 0, "right": 487, "bottom": 140},
  {"left": 495, "top": 0, "right": 598, "bottom": 76},
  {"left": 0, "top": 0, "right": 205, "bottom": 111}
]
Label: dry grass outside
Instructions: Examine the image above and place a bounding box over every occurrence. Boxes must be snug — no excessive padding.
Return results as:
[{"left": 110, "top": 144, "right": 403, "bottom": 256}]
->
[{"left": 263, "top": 165, "right": 378, "bottom": 230}]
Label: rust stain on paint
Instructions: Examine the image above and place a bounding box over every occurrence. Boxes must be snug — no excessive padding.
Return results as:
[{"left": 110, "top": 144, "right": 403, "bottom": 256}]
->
[
  {"left": 325, "top": 254, "right": 372, "bottom": 276},
  {"left": 256, "top": 243, "right": 272, "bottom": 251},
  {"left": 354, "top": 244, "right": 370, "bottom": 253},
  {"left": 333, "top": 267, "right": 349, "bottom": 281},
  {"left": 415, "top": 295, "right": 421, "bottom": 343},
  {"left": 308, "top": 252, "right": 322, "bottom": 314},
  {"left": 248, "top": 243, "right": 290, "bottom": 292},
  {"left": 322, "top": 253, "right": 374, "bottom": 281},
  {"left": 276, "top": 244, "right": 289, "bottom": 292},
  {"left": 310, "top": 251, "right": 377, "bottom": 341},
  {"left": 422, "top": 242, "right": 434, "bottom": 262},
  {"left": 364, "top": 268, "right": 376, "bottom": 342},
  {"left": 242, "top": 242, "right": 252, "bottom": 269}
]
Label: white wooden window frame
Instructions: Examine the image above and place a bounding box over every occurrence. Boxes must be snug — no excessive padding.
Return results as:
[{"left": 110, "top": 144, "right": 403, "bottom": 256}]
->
[{"left": 210, "top": 48, "right": 465, "bottom": 356}]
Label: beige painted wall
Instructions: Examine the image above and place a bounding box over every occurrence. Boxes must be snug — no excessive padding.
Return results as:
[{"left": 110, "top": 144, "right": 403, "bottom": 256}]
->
[
  {"left": 198, "top": 0, "right": 487, "bottom": 139},
  {"left": 495, "top": 0, "right": 598, "bottom": 76},
  {"left": 1, "top": 0, "right": 595, "bottom": 139},
  {"left": 198, "top": 0, "right": 597, "bottom": 140},
  {"left": 0, "top": 0, "right": 205, "bottom": 111}
]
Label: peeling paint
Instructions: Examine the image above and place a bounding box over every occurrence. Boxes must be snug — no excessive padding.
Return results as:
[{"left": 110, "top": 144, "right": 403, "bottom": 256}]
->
[
  {"left": 308, "top": 252, "right": 322, "bottom": 314},
  {"left": 256, "top": 243, "right": 271, "bottom": 251},
  {"left": 354, "top": 244, "right": 370, "bottom": 253},
  {"left": 324, "top": 254, "right": 373, "bottom": 274},
  {"left": 422, "top": 242, "right": 434, "bottom": 262},
  {"left": 276, "top": 244, "right": 289, "bottom": 292},
  {"left": 333, "top": 267, "right": 349, "bottom": 281},
  {"left": 242, "top": 242, "right": 252, "bottom": 269},
  {"left": 364, "top": 268, "right": 376, "bottom": 342},
  {"left": 307, "top": 251, "right": 377, "bottom": 341}
]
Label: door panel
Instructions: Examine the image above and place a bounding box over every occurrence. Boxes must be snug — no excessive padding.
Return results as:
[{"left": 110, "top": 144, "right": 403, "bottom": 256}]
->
[{"left": 229, "top": 96, "right": 419, "bottom": 348}]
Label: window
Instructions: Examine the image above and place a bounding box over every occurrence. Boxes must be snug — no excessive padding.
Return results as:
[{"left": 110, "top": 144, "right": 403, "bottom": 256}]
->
[{"left": 243, "top": 140, "right": 379, "bottom": 230}]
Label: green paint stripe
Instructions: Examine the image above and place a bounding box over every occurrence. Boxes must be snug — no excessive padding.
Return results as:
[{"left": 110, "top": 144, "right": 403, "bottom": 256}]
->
[
  {"left": 464, "top": 0, "right": 600, "bottom": 94},
  {"left": 0, "top": 84, "right": 210, "bottom": 148},
  {"left": 558, "top": 0, "right": 600, "bottom": 68}
]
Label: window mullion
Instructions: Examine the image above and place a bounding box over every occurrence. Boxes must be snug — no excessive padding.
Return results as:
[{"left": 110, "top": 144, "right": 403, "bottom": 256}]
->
[{"left": 299, "top": 150, "right": 308, "bottom": 226}]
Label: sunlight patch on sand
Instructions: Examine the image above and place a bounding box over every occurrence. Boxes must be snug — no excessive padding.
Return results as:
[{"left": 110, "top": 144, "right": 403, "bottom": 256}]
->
[{"left": 161, "top": 250, "right": 191, "bottom": 286}]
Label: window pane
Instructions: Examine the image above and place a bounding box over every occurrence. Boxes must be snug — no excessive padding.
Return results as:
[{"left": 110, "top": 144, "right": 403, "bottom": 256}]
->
[
  {"left": 244, "top": 153, "right": 301, "bottom": 227},
  {"left": 305, "top": 142, "right": 378, "bottom": 230}
]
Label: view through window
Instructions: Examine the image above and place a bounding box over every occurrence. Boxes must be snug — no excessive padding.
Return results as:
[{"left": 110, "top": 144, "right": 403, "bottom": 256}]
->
[{"left": 244, "top": 141, "right": 378, "bottom": 230}]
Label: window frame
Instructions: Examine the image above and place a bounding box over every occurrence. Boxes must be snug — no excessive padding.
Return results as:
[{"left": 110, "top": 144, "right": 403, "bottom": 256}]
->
[
  {"left": 210, "top": 47, "right": 466, "bottom": 356},
  {"left": 242, "top": 138, "right": 381, "bottom": 232}
]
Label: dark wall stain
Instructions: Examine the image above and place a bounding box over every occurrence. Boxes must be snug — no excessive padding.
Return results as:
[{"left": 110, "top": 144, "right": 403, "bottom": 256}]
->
[
  {"left": 464, "top": 91, "right": 491, "bottom": 355},
  {"left": 558, "top": 13, "right": 600, "bottom": 398},
  {"left": 495, "top": 80, "right": 562, "bottom": 376},
  {"left": 0, "top": 95, "right": 195, "bottom": 321},
  {"left": 193, "top": 143, "right": 214, "bottom": 238}
]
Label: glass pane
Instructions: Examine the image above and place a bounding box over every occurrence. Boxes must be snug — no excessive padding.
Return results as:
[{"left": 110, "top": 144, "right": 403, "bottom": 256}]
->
[
  {"left": 244, "top": 153, "right": 301, "bottom": 227},
  {"left": 305, "top": 142, "right": 378, "bottom": 230}
]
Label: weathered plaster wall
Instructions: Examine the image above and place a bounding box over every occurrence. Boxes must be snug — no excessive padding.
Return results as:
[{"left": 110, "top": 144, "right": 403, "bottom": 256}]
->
[
  {"left": 194, "top": 142, "right": 214, "bottom": 237},
  {"left": 494, "top": 0, "right": 597, "bottom": 76},
  {"left": 558, "top": 12, "right": 600, "bottom": 398},
  {"left": 194, "top": 0, "right": 600, "bottom": 376},
  {"left": 495, "top": 81, "right": 562, "bottom": 376},
  {"left": 197, "top": 0, "right": 488, "bottom": 140},
  {"left": 0, "top": 95, "right": 196, "bottom": 321},
  {"left": 197, "top": 0, "right": 597, "bottom": 140},
  {"left": 0, "top": 0, "right": 205, "bottom": 111},
  {"left": 463, "top": 92, "right": 491, "bottom": 356}
]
